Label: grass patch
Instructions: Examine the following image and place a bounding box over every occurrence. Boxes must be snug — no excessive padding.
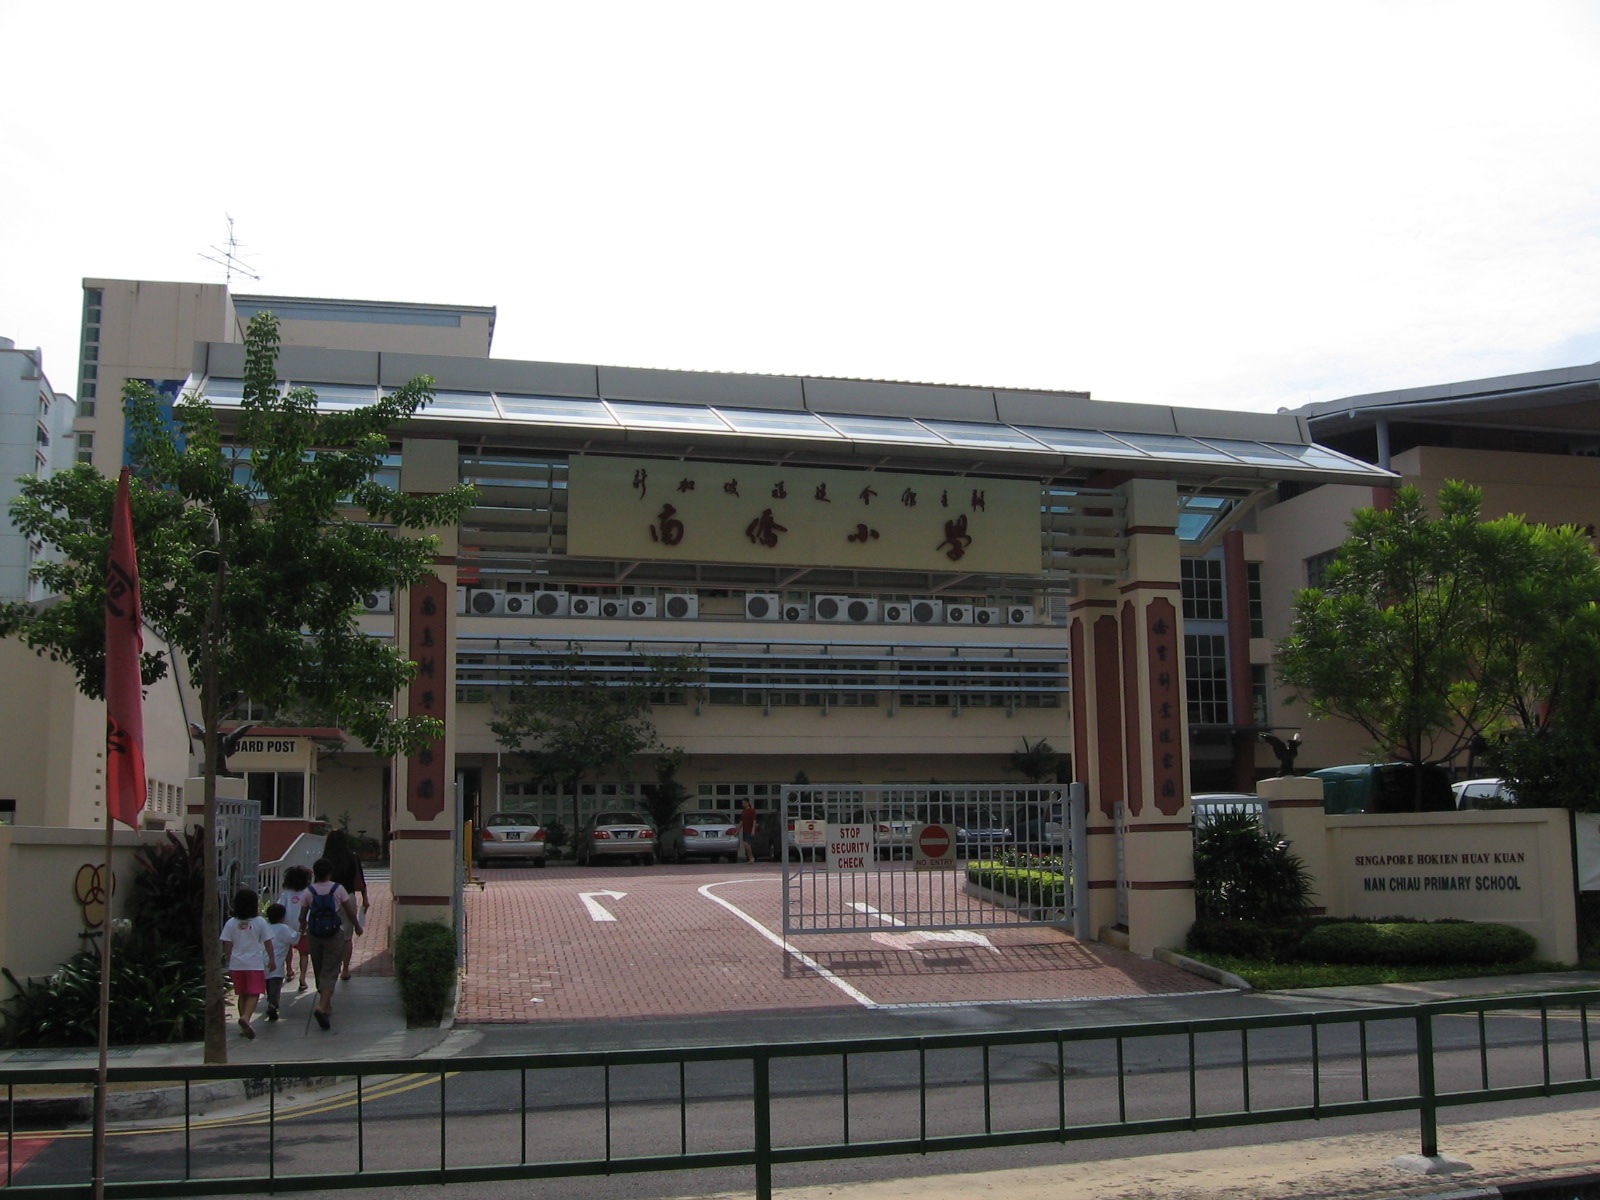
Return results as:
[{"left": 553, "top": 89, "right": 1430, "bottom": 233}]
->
[{"left": 1182, "top": 952, "right": 1575, "bottom": 991}]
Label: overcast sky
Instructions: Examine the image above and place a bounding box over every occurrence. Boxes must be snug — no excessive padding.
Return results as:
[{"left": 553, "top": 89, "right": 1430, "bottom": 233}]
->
[{"left": 3, "top": 1, "right": 1598, "bottom": 414}]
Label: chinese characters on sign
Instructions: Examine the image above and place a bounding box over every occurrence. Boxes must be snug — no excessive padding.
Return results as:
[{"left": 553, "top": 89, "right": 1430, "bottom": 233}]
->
[
  {"left": 406, "top": 576, "right": 449, "bottom": 821},
  {"left": 1145, "top": 599, "right": 1185, "bottom": 817}
]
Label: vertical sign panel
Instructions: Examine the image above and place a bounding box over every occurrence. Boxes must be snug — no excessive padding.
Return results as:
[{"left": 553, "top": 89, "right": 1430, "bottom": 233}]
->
[
  {"left": 1145, "top": 598, "right": 1185, "bottom": 817},
  {"left": 406, "top": 576, "right": 448, "bottom": 821}
]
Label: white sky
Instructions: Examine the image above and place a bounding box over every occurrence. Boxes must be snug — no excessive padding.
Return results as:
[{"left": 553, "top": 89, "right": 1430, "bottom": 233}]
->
[{"left": 4, "top": 1, "right": 1598, "bottom": 414}]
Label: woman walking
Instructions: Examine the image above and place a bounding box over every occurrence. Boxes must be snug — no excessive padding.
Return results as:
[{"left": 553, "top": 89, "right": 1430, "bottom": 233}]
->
[
  {"left": 300, "top": 857, "right": 358, "bottom": 1031},
  {"left": 323, "top": 830, "right": 369, "bottom": 981}
]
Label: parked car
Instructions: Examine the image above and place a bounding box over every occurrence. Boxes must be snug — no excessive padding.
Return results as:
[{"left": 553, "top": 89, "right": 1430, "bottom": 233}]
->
[
  {"left": 1305, "top": 763, "right": 1454, "bottom": 814},
  {"left": 1453, "top": 778, "right": 1516, "bottom": 809},
  {"left": 574, "top": 811, "right": 657, "bottom": 865},
  {"left": 846, "top": 809, "right": 918, "bottom": 859},
  {"left": 476, "top": 812, "right": 548, "bottom": 868},
  {"left": 657, "top": 811, "right": 741, "bottom": 863},
  {"left": 755, "top": 805, "right": 829, "bottom": 861},
  {"left": 1012, "top": 800, "right": 1065, "bottom": 853},
  {"left": 924, "top": 805, "right": 1012, "bottom": 855}
]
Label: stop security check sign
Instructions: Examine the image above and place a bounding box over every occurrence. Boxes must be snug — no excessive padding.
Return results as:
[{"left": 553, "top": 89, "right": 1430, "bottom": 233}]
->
[
  {"left": 914, "top": 823, "right": 956, "bottom": 870},
  {"left": 827, "top": 823, "right": 872, "bottom": 872}
]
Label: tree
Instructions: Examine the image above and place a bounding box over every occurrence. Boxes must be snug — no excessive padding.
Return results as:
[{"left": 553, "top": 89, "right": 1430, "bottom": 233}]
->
[
  {"left": 0, "top": 312, "right": 476, "bottom": 1062},
  {"left": 1277, "top": 481, "right": 1600, "bottom": 805},
  {"left": 1008, "top": 737, "right": 1060, "bottom": 784},
  {"left": 490, "top": 650, "right": 699, "bottom": 841},
  {"left": 640, "top": 748, "right": 693, "bottom": 832}
]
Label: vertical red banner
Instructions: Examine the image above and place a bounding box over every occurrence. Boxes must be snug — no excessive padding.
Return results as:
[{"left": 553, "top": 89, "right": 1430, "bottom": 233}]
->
[
  {"left": 1144, "top": 598, "right": 1185, "bottom": 817},
  {"left": 104, "top": 468, "right": 146, "bottom": 829},
  {"left": 405, "top": 576, "right": 448, "bottom": 821}
]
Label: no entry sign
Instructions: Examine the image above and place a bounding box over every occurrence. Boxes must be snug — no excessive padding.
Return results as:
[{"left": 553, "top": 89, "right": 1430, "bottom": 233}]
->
[{"left": 913, "top": 823, "right": 956, "bottom": 870}]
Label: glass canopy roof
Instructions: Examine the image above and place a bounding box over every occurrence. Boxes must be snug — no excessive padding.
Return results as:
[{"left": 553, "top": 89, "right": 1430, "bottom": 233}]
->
[{"left": 192, "top": 377, "right": 1384, "bottom": 482}]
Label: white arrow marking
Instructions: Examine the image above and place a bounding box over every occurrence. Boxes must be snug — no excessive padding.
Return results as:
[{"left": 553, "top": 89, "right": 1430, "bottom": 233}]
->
[
  {"left": 849, "top": 901, "right": 1000, "bottom": 952},
  {"left": 579, "top": 890, "right": 627, "bottom": 922}
]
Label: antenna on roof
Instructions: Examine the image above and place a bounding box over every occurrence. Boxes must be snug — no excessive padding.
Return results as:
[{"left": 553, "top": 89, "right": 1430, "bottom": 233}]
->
[{"left": 199, "top": 215, "right": 260, "bottom": 285}]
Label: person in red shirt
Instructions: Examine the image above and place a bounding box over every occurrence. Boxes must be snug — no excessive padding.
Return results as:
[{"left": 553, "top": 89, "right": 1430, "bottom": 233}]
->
[{"left": 738, "top": 799, "right": 759, "bottom": 863}]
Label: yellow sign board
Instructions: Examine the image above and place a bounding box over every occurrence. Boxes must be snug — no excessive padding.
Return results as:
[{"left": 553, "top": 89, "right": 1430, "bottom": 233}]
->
[{"left": 567, "top": 456, "right": 1040, "bottom": 575}]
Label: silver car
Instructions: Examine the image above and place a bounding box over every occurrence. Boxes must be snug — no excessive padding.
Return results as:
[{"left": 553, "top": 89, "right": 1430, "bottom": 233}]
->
[
  {"left": 657, "top": 811, "right": 741, "bottom": 863},
  {"left": 575, "top": 811, "right": 657, "bottom": 865},
  {"left": 476, "top": 812, "right": 548, "bottom": 868}
]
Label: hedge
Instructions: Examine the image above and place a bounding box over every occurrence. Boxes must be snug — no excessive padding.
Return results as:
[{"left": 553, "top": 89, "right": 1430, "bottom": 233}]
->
[
  {"left": 395, "top": 921, "right": 458, "bottom": 1026},
  {"left": 966, "top": 862, "right": 1066, "bottom": 908},
  {"left": 1298, "top": 920, "right": 1536, "bottom": 966}
]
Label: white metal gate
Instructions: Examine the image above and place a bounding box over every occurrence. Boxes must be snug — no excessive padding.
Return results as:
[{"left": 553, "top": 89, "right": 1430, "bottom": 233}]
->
[{"left": 780, "top": 783, "right": 1088, "bottom": 937}]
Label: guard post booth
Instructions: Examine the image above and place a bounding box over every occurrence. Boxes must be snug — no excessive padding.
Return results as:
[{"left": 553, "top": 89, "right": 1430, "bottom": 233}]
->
[{"left": 222, "top": 731, "right": 325, "bottom": 864}]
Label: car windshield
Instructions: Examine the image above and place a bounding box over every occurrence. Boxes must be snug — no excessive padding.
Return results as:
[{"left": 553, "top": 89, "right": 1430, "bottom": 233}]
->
[
  {"left": 486, "top": 814, "right": 538, "bottom": 827},
  {"left": 595, "top": 812, "right": 648, "bottom": 826},
  {"left": 683, "top": 813, "right": 730, "bottom": 826}
]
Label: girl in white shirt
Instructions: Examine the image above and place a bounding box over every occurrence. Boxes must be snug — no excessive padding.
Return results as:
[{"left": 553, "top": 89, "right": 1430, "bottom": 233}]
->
[{"left": 219, "top": 889, "right": 275, "bottom": 1039}]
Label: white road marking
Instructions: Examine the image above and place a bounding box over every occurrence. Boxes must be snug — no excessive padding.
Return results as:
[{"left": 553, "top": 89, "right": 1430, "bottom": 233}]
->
[
  {"left": 579, "top": 890, "right": 627, "bottom": 922},
  {"left": 698, "top": 879, "right": 880, "bottom": 1009},
  {"left": 848, "top": 902, "right": 1001, "bottom": 953}
]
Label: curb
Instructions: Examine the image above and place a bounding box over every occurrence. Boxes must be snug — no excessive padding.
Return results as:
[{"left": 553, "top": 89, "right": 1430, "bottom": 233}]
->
[
  {"left": 2, "top": 1072, "right": 353, "bottom": 1125},
  {"left": 1155, "top": 946, "right": 1253, "bottom": 991}
]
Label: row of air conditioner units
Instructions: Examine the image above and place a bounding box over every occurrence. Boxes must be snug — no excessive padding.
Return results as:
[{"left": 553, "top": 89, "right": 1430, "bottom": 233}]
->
[
  {"left": 456, "top": 588, "right": 701, "bottom": 619},
  {"left": 744, "top": 594, "right": 1034, "bottom": 626}
]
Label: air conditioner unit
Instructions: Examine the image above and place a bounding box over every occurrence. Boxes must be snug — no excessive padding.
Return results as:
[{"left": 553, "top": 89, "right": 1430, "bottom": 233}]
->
[
  {"left": 814, "top": 595, "right": 851, "bottom": 622},
  {"left": 745, "top": 593, "right": 781, "bottom": 621},
  {"left": 910, "top": 599, "right": 944, "bottom": 624},
  {"left": 501, "top": 593, "right": 535, "bottom": 616},
  {"left": 568, "top": 595, "right": 601, "bottom": 618},
  {"left": 782, "top": 601, "right": 810, "bottom": 622},
  {"left": 628, "top": 598, "right": 658, "bottom": 619},
  {"left": 466, "top": 589, "right": 506, "bottom": 616},
  {"left": 1006, "top": 604, "right": 1035, "bottom": 626},
  {"left": 945, "top": 604, "right": 973, "bottom": 625},
  {"left": 973, "top": 606, "right": 1002, "bottom": 627},
  {"left": 361, "top": 590, "right": 391, "bottom": 614},
  {"left": 455, "top": 586, "right": 469, "bottom": 614},
  {"left": 881, "top": 601, "right": 912, "bottom": 623},
  {"left": 531, "top": 591, "right": 570, "bottom": 617},
  {"left": 662, "top": 593, "right": 699, "bottom": 619},
  {"left": 843, "top": 598, "right": 879, "bottom": 623},
  {"left": 599, "top": 597, "right": 628, "bottom": 618}
]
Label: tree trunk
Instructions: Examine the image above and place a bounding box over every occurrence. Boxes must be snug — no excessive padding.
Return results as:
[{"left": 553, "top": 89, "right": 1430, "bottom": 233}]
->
[{"left": 201, "top": 559, "right": 227, "bottom": 1065}]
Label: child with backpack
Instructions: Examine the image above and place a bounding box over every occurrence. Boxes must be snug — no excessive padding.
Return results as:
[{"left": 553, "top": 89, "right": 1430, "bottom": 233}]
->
[{"left": 299, "top": 857, "right": 359, "bottom": 1030}]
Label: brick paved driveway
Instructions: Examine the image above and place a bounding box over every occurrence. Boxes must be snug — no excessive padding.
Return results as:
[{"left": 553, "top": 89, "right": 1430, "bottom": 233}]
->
[{"left": 458, "top": 863, "right": 1220, "bottom": 1023}]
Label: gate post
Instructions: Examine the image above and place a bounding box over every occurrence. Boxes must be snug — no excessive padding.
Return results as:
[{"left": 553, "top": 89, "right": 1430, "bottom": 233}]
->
[{"left": 1069, "top": 479, "right": 1195, "bottom": 955}]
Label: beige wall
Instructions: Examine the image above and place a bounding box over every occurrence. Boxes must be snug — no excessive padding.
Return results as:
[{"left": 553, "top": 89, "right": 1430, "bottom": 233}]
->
[
  {"left": 315, "top": 759, "right": 387, "bottom": 840},
  {"left": 0, "top": 825, "right": 161, "bottom": 995},
  {"left": 270, "top": 316, "right": 493, "bottom": 358}
]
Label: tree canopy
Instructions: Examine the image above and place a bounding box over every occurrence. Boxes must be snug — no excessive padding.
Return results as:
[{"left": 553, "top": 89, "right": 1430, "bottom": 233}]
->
[{"left": 1276, "top": 481, "right": 1600, "bottom": 802}]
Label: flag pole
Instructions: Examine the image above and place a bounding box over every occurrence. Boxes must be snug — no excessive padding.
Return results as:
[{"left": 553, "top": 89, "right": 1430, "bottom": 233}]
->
[{"left": 94, "top": 467, "right": 147, "bottom": 1200}]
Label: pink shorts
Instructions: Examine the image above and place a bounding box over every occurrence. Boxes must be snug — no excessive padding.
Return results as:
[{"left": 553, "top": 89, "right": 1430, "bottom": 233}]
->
[{"left": 230, "top": 970, "right": 266, "bottom": 997}]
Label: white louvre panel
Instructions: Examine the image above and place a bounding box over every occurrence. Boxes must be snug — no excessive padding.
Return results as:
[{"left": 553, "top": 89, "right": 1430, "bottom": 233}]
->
[
  {"left": 972, "top": 606, "right": 1002, "bottom": 627},
  {"left": 531, "top": 591, "right": 570, "bottom": 617},
  {"left": 782, "top": 601, "right": 810, "bottom": 622},
  {"left": 945, "top": 603, "right": 973, "bottom": 624},
  {"left": 881, "top": 601, "right": 912, "bottom": 624},
  {"left": 501, "top": 593, "right": 534, "bottom": 616},
  {"left": 1006, "top": 604, "right": 1035, "bottom": 626},
  {"left": 663, "top": 593, "right": 699, "bottom": 619},
  {"left": 745, "top": 593, "right": 781, "bottom": 620},
  {"left": 466, "top": 589, "right": 505, "bottom": 616},
  {"left": 568, "top": 595, "right": 602, "bottom": 617},
  {"left": 456, "top": 586, "right": 469, "bottom": 615},
  {"left": 910, "top": 598, "right": 944, "bottom": 624},
  {"left": 599, "top": 597, "right": 629, "bottom": 618},
  {"left": 628, "top": 598, "right": 658, "bottom": 618},
  {"left": 361, "top": 590, "right": 391, "bottom": 614}
]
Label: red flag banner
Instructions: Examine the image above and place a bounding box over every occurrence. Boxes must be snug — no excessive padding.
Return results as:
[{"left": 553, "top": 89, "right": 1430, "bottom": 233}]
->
[{"left": 104, "top": 467, "right": 146, "bottom": 830}]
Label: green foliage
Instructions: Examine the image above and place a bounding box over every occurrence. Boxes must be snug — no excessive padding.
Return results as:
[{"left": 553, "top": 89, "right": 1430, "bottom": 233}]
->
[
  {"left": 640, "top": 749, "right": 692, "bottom": 831},
  {"left": 1299, "top": 920, "right": 1536, "bottom": 966},
  {"left": 394, "top": 920, "right": 457, "bottom": 1026},
  {"left": 0, "top": 934, "right": 205, "bottom": 1047},
  {"left": 1008, "top": 738, "right": 1060, "bottom": 784},
  {"left": 1185, "top": 953, "right": 1567, "bottom": 991},
  {"left": 127, "top": 825, "right": 207, "bottom": 960},
  {"left": 541, "top": 820, "right": 570, "bottom": 857},
  {"left": 966, "top": 851, "right": 1066, "bottom": 908},
  {"left": 1192, "top": 812, "right": 1313, "bottom": 922},
  {"left": 1186, "top": 917, "right": 1310, "bottom": 963},
  {"left": 1277, "top": 482, "right": 1600, "bottom": 781},
  {"left": 491, "top": 650, "right": 700, "bottom": 827}
]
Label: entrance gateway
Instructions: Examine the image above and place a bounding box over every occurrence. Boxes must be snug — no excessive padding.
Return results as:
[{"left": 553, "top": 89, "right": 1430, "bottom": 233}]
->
[{"left": 780, "top": 783, "right": 1089, "bottom": 937}]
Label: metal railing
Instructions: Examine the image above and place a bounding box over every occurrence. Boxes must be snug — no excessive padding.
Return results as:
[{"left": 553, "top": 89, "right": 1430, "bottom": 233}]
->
[
  {"left": 256, "top": 831, "right": 327, "bottom": 902},
  {"left": 4, "top": 989, "right": 1598, "bottom": 1197}
]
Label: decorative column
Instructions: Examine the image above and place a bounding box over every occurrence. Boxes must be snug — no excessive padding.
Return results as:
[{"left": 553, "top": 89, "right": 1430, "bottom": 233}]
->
[
  {"left": 390, "top": 438, "right": 460, "bottom": 936},
  {"left": 1070, "top": 479, "right": 1195, "bottom": 955}
]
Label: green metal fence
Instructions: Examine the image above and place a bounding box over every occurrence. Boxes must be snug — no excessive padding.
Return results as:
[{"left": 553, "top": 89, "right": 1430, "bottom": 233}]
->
[{"left": 4, "top": 988, "right": 1598, "bottom": 1198}]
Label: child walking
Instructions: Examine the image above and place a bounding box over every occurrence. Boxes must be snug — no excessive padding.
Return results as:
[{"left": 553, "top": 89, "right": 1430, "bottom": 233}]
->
[
  {"left": 219, "top": 888, "right": 275, "bottom": 1040},
  {"left": 276, "top": 865, "right": 313, "bottom": 990},
  {"left": 263, "top": 903, "right": 299, "bottom": 1023}
]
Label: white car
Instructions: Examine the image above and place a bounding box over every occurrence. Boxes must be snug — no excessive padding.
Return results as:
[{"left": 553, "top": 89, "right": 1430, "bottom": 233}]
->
[
  {"left": 1453, "top": 778, "right": 1515, "bottom": 809},
  {"left": 477, "top": 812, "right": 548, "bottom": 867},
  {"left": 657, "top": 811, "right": 741, "bottom": 863}
]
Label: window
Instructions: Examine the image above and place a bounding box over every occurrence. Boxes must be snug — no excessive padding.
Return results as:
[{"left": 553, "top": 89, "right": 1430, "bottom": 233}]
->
[
  {"left": 1185, "top": 633, "right": 1230, "bottom": 724},
  {"left": 1181, "top": 558, "right": 1225, "bottom": 621},
  {"left": 246, "top": 771, "right": 306, "bottom": 819},
  {"left": 1246, "top": 562, "right": 1264, "bottom": 638},
  {"left": 1251, "top": 664, "right": 1270, "bottom": 727},
  {"left": 75, "top": 432, "right": 94, "bottom": 464},
  {"left": 1305, "top": 549, "right": 1338, "bottom": 590}
]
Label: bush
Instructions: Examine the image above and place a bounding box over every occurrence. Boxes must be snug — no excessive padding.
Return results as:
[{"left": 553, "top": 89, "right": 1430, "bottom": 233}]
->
[
  {"left": 1193, "top": 812, "right": 1313, "bottom": 922},
  {"left": 395, "top": 921, "right": 457, "bottom": 1026},
  {"left": 0, "top": 933, "right": 204, "bottom": 1047},
  {"left": 967, "top": 852, "right": 1066, "bottom": 908},
  {"left": 1298, "top": 920, "right": 1536, "bottom": 966},
  {"left": 1187, "top": 917, "right": 1309, "bottom": 963},
  {"left": 127, "top": 825, "right": 206, "bottom": 962}
]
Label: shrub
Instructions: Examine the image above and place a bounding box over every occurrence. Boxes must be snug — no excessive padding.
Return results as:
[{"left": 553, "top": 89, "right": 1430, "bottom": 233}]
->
[
  {"left": 127, "top": 825, "right": 206, "bottom": 962},
  {"left": 0, "top": 933, "right": 204, "bottom": 1047},
  {"left": 967, "top": 853, "right": 1066, "bottom": 908},
  {"left": 1299, "top": 920, "right": 1536, "bottom": 966},
  {"left": 1192, "top": 812, "right": 1313, "bottom": 922},
  {"left": 395, "top": 921, "right": 457, "bottom": 1026},
  {"left": 1187, "top": 917, "right": 1309, "bottom": 963}
]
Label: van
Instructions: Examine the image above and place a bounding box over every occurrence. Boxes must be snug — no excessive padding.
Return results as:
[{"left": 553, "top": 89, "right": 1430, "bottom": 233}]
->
[{"left": 1305, "top": 763, "right": 1455, "bottom": 814}]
